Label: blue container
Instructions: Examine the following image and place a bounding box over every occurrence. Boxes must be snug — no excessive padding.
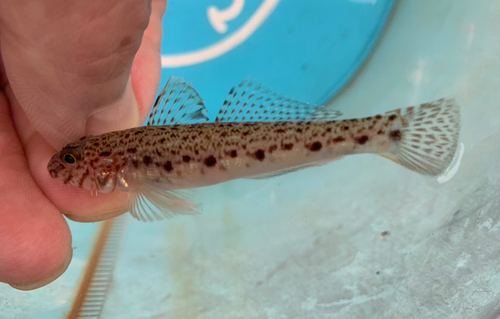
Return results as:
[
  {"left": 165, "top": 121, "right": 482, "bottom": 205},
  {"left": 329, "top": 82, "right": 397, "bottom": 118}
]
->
[{"left": 160, "top": 0, "right": 395, "bottom": 117}]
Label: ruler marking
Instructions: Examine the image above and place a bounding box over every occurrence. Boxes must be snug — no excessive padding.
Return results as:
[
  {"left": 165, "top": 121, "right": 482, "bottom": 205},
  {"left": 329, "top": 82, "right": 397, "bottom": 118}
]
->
[{"left": 68, "top": 216, "right": 127, "bottom": 319}]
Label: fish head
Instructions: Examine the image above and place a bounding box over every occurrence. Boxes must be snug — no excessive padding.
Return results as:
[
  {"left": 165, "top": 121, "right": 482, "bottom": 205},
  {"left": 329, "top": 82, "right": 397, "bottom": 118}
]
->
[{"left": 47, "top": 142, "right": 118, "bottom": 193}]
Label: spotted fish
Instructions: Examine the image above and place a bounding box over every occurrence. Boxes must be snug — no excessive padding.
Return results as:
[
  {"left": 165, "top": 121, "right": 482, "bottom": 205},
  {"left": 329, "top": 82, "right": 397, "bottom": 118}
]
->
[{"left": 47, "top": 76, "right": 461, "bottom": 221}]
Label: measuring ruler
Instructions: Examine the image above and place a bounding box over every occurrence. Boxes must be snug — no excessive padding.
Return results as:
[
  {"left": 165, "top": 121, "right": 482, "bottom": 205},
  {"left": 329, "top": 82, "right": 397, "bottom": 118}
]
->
[{"left": 67, "top": 216, "right": 128, "bottom": 319}]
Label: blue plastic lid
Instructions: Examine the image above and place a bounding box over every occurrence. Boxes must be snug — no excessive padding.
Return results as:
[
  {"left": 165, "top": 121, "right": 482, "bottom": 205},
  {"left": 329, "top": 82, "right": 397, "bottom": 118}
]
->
[{"left": 160, "top": 0, "right": 394, "bottom": 117}]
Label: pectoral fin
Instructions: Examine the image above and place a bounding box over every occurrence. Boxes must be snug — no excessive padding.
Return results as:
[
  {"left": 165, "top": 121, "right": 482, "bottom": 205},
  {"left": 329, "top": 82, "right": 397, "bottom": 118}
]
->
[{"left": 128, "top": 177, "right": 199, "bottom": 222}]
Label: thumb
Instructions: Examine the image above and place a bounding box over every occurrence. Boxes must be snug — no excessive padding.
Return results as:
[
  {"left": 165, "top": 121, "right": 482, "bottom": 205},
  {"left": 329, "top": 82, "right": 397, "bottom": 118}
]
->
[
  {"left": 86, "top": 78, "right": 142, "bottom": 136},
  {"left": 0, "top": 0, "right": 153, "bottom": 149}
]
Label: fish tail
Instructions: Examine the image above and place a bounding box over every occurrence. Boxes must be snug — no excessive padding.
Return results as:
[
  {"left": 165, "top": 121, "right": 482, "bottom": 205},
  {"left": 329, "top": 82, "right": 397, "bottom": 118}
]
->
[{"left": 379, "top": 98, "right": 461, "bottom": 176}]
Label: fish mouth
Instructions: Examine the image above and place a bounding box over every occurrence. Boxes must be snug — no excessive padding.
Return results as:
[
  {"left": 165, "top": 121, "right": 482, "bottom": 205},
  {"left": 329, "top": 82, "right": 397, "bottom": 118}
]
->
[{"left": 47, "top": 156, "right": 65, "bottom": 179}]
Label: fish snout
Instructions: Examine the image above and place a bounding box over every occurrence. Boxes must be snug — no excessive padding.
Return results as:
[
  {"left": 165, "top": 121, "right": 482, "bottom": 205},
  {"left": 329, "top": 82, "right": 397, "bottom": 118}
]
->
[{"left": 48, "top": 156, "right": 65, "bottom": 179}]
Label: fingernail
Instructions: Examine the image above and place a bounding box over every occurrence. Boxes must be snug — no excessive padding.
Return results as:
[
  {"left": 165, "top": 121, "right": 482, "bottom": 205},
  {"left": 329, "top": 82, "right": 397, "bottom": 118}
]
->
[
  {"left": 65, "top": 206, "right": 129, "bottom": 223},
  {"left": 9, "top": 249, "right": 73, "bottom": 291}
]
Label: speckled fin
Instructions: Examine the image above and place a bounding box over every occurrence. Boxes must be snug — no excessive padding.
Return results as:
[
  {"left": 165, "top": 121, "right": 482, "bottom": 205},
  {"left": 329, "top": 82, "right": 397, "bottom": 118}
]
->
[
  {"left": 215, "top": 79, "right": 342, "bottom": 123},
  {"left": 381, "top": 98, "right": 461, "bottom": 176},
  {"left": 129, "top": 178, "right": 199, "bottom": 222},
  {"left": 147, "top": 76, "right": 209, "bottom": 126}
]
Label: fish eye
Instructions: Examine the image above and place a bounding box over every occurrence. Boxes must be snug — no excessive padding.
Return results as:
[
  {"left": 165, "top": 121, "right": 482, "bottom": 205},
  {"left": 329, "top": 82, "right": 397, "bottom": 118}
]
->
[
  {"left": 63, "top": 153, "right": 76, "bottom": 164},
  {"left": 60, "top": 146, "right": 81, "bottom": 164}
]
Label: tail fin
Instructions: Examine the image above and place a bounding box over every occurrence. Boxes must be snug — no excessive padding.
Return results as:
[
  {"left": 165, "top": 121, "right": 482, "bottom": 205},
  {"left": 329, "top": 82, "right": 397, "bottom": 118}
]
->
[{"left": 381, "top": 98, "right": 461, "bottom": 176}]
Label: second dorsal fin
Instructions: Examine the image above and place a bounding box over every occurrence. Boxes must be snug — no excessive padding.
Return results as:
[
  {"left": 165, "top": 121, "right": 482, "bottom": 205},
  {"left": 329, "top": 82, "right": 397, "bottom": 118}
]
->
[
  {"left": 147, "top": 76, "right": 209, "bottom": 126},
  {"left": 215, "top": 79, "right": 342, "bottom": 123}
]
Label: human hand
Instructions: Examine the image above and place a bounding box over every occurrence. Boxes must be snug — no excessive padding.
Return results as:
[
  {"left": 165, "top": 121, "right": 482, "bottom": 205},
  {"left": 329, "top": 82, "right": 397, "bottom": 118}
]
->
[{"left": 0, "top": 0, "right": 166, "bottom": 290}]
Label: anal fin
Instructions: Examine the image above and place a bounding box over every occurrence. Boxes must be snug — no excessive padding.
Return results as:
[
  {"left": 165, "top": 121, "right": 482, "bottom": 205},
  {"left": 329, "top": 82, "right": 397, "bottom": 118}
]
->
[{"left": 247, "top": 157, "right": 343, "bottom": 180}]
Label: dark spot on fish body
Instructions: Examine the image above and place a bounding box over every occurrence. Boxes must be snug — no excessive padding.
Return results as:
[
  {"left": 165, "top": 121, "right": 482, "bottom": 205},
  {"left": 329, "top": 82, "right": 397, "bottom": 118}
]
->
[
  {"left": 156, "top": 150, "right": 162, "bottom": 157},
  {"left": 268, "top": 145, "right": 277, "bottom": 153},
  {"left": 355, "top": 135, "right": 369, "bottom": 145},
  {"left": 204, "top": 155, "right": 217, "bottom": 167},
  {"left": 254, "top": 149, "right": 265, "bottom": 161},
  {"left": 326, "top": 127, "right": 332, "bottom": 133},
  {"left": 282, "top": 143, "right": 293, "bottom": 151},
  {"left": 134, "top": 131, "right": 141, "bottom": 135},
  {"left": 132, "top": 160, "right": 139, "bottom": 168},
  {"left": 164, "top": 161, "right": 173, "bottom": 171},
  {"left": 143, "top": 156, "right": 152, "bottom": 165},
  {"left": 296, "top": 128, "right": 303, "bottom": 133},
  {"left": 125, "top": 133, "right": 130, "bottom": 138},
  {"left": 388, "top": 114, "right": 397, "bottom": 121},
  {"left": 160, "top": 138, "right": 166, "bottom": 144},
  {"left": 309, "top": 141, "right": 322, "bottom": 151},
  {"left": 93, "top": 142, "right": 99, "bottom": 147},
  {"left": 333, "top": 136, "right": 346, "bottom": 143},
  {"left": 100, "top": 151, "right": 111, "bottom": 157},
  {"left": 389, "top": 130, "right": 402, "bottom": 142},
  {"left": 183, "top": 155, "right": 191, "bottom": 163},
  {"left": 342, "top": 126, "right": 349, "bottom": 131},
  {"left": 127, "top": 148, "right": 137, "bottom": 154},
  {"left": 230, "top": 150, "right": 238, "bottom": 158}
]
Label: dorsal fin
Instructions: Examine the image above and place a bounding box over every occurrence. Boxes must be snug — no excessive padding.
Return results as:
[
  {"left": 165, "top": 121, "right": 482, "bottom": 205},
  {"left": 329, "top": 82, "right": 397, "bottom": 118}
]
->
[
  {"left": 215, "top": 79, "right": 342, "bottom": 123},
  {"left": 147, "top": 76, "right": 209, "bottom": 126}
]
